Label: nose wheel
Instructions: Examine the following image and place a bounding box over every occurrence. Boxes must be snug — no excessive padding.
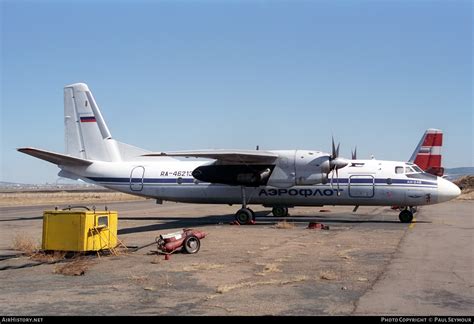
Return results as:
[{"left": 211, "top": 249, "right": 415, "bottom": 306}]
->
[{"left": 399, "top": 209, "right": 414, "bottom": 223}]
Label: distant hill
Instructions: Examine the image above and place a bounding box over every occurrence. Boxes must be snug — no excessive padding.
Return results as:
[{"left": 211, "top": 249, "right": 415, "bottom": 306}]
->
[
  {"left": 444, "top": 167, "right": 474, "bottom": 181},
  {"left": 0, "top": 181, "right": 104, "bottom": 192},
  {"left": 0, "top": 181, "right": 31, "bottom": 187}
]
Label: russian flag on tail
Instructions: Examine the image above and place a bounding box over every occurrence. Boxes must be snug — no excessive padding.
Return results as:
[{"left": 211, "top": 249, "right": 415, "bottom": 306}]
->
[{"left": 80, "top": 116, "right": 96, "bottom": 123}]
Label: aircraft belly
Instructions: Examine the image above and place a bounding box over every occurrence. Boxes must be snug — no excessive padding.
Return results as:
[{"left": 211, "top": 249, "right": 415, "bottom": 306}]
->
[{"left": 152, "top": 184, "right": 428, "bottom": 206}]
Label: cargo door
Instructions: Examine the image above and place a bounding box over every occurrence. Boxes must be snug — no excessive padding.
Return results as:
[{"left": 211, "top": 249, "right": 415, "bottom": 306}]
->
[
  {"left": 130, "top": 166, "right": 145, "bottom": 191},
  {"left": 349, "top": 175, "right": 375, "bottom": 198}
]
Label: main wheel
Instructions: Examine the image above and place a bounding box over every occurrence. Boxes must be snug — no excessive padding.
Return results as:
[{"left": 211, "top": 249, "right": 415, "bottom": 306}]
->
[
  {"left": 399, "top": 209, "right": 414, "bottom": 223},
  {"left": 235, "top": 208, "right": 254, "bottom": 225},
  {"left": 272, "top": 206, "right": 289, "bottom": 217},
  {"left": 183, "top": 235, "right": 200, "bottom": 254}
]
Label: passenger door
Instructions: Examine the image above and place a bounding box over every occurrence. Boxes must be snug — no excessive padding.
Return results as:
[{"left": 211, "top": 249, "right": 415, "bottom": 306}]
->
[
  {"left": 349, "top": 175, "right": 375, "bottom": 198},
  {"left": 130, "top": 166, "right": 145, "bottom": 191}
]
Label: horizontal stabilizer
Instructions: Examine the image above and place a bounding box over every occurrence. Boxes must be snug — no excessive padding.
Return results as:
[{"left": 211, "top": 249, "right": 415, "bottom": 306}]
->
[
  {"left": 143, "top": 149, "right": 278, "bottom": 163},
  {"left": 17, "top": 147, "right": 92, "bottom": 167}
]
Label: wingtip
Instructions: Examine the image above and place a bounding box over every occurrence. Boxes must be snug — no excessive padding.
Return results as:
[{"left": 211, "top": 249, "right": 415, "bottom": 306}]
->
[{"left": 17, "top": 147, "right": 31, "bottom": 152}]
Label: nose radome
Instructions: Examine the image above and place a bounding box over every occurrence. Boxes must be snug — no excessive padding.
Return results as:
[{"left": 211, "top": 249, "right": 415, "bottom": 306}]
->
[{"left": 438, "top": 178, "right": 462, "bottom": 203}]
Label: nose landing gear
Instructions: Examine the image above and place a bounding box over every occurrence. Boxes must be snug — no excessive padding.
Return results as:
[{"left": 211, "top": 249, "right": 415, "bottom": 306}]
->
[{"left": 399, "top": 208, "right": 414, "bottom": 223}]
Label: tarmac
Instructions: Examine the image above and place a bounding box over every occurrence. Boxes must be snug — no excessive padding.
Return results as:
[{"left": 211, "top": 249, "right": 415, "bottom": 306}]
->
[{"left": 0, "top": 199, "right": 472, "bottom": 316}]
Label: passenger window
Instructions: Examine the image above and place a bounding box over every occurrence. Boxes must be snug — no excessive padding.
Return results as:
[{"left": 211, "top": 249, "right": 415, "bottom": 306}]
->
[{"left": 395, "top": 166, "right": 404, "bottom": 174}]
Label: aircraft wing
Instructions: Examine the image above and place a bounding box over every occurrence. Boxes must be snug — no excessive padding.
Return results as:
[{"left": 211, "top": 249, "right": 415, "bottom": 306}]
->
[
  {"left": 143, "top": 149, "right": 278, "bottom": 163},
  {"left": 17, "top": 147, "right": 93, "bottom": 167}
]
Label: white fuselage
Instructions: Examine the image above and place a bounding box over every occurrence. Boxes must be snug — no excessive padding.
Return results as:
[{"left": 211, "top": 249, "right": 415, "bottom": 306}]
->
[{"left": 62, "top": 150, "right": 457, "bottom": 208}]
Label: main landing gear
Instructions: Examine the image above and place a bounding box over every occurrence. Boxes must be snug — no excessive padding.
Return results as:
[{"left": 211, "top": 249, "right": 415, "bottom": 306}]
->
[
  {"left": 234, "top": 186, "right": 255, "bottom": 225},
  {"left": 235, "top": 208, "right": 255, "bottom": 224},
  {"left": 398, "top": 206, "right": 417, "bottom": 223},
  {"left": 272, "top": 206, "right": 289, "bottom": 217}
]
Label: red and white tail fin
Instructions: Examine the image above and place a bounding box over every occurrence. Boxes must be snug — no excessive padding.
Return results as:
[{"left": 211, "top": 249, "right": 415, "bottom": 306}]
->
[{"left": 409, "top": 128, "right": 444, "bottom": 176}]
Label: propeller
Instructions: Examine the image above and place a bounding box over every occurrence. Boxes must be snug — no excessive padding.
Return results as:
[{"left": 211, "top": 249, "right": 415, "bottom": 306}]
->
[
  {"left": 327, "top": 137, "right": 349, "bottom": 195},
  {"left": 351, "top": 146, "right": 357, "bottom": 160}
]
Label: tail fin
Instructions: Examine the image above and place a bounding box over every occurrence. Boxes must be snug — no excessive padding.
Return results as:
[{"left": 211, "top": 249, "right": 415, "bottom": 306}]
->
[
  {"left": 64, "top": 83, "right": 121, "bottom": 161},
  {"left": 409, "top": 128, "right": 444, "bottom": 176}
]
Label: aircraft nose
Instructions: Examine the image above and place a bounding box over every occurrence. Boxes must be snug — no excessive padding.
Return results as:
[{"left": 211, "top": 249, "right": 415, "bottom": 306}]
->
[{"left": 437, "top": 178, "right": 461, "bottom": 203}]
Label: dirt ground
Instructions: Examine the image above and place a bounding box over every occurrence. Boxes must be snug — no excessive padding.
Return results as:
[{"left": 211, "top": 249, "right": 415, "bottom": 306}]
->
[
  {"left": 0, "top": 194, "right": 472, "bottom": 316},
  {"left": 0, "top": 190, "right": 146, "bottom": 207}
]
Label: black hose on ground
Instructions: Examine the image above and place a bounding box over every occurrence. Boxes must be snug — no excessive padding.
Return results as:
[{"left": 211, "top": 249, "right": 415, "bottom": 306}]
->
[
  {"left": 125, "top": 241, "right": 156, "bottom": 252},
  {"left": 0, "top": 241, "right": 157, "bottom": 271}
]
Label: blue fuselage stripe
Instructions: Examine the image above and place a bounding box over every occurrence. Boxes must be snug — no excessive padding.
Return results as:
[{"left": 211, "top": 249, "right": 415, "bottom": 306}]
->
[{"left": 86, "top": 177, "right": 437, "bottom": 187}]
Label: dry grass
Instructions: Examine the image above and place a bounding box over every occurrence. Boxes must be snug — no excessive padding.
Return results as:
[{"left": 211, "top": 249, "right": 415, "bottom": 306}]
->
[
  {"left": 216, "top": 275, "right": 307, "bottom": 294},
  {"left": 54, "top": 259, "right": 91, "bottom": 276},
  {"left": 320, "top": 270, "right": 338, "bottom": 281},
  {"left": 275, "top": 221, "right": 295, "bottom": 229},
  {"left": 143, "top": 287, "right": 155, "bottom": 291},
  {"left": 0, "top": 191, "right": 146, "bottom": 207},
  {"left": 182, "top": 263, "right": 225, "bottom": 272},
  {"left": 454, "top": 176, "right": 474, "bottom": 200},
  {"left": 129, "top": 274, "right": 149, "bottom": 284},
  {"left": 31, "top": 251, "right": 67, "bottom": 262},
  {"left": 336, "top": 248, "right": 356, "bottom": 260},
  {"left": 256, "top": 263, "right": 282, "bottom": 276},
  {"left": 12, "top": 234, "right": 40, "bottom": 256},
  {"left": 456, "top": 189, "right": 474, "bottom": 200}
]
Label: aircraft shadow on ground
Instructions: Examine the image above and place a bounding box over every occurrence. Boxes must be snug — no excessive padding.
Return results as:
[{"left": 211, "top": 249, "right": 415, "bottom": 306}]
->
[
  {"left": 0, "top": 216, "right": 43, "bottom": 222},
  {"left": 117, "top": 212, "right": 429, "bottom": 235}
]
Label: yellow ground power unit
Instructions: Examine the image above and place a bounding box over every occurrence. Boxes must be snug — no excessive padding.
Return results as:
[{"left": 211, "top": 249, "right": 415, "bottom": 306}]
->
[{"left": 42, "top": 207, "right": 118, "bottom": 252}]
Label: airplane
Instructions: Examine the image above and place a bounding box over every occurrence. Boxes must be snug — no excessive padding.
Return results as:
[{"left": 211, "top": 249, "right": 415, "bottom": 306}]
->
[{"left": 18, "top": 83, "right": 461, "bottom": 225}]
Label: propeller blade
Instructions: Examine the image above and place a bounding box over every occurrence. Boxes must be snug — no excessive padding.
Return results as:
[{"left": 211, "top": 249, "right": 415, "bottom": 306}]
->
[
  {"left": 331, "top": 137, "right": 336, "bottom": 159},
  {"left": 336, "top": 143, "right": 340, "bottom": 158},
  {"left": 330, "top": 169, "right": 334, "bottom": 189},
  {"left": 336, "top": 168, "right": 340, "bottom": 195},
  {"left": 351, "top": 146, "right": 357, "bottom": 160}
]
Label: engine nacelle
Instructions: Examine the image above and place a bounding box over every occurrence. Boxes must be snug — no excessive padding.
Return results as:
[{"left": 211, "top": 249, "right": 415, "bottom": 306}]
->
[
  {"left": 296, "top": 173, "right": 328, "bottom": 185},
  {"left": 267, "top": 150, "right": 332, "bottom": 188}
]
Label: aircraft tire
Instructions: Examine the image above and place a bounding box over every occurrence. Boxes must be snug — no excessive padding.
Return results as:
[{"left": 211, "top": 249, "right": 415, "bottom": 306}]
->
[
  {"left": 272, "top": 207, "right": 289, "bottom": 217},
  {"left": 235, "top": 208, "right": 254, "bottom": 225},
  {"left": 399, "top": 209, "right": 413, "bottom": 223}
]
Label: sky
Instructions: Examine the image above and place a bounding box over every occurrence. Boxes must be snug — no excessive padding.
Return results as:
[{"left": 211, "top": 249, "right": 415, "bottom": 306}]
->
[{"left": 1, "top": 0, "right": 472, "bottom": 184}]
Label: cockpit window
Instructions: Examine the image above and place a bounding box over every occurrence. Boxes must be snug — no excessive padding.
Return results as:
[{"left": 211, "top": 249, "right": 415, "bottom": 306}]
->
[
  {"left": 405, "top": 166, "right": 417, "bottom": 173},
  {"left": 412, "top": 165, "right": 423, "bottom": 173},
  {"left": 395, "top": 166, "right": 404, "bottom": 174}
]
